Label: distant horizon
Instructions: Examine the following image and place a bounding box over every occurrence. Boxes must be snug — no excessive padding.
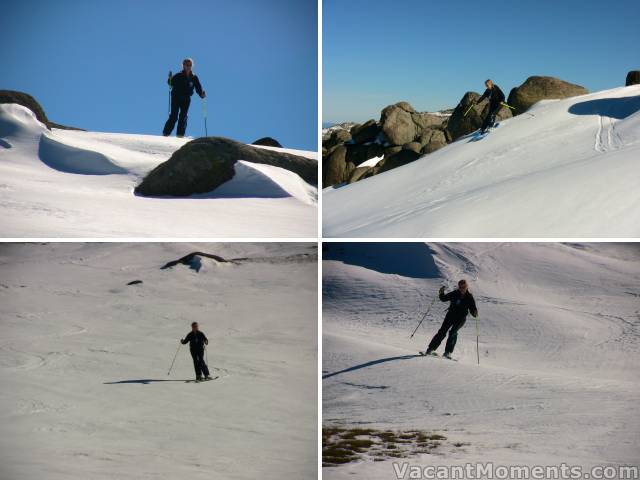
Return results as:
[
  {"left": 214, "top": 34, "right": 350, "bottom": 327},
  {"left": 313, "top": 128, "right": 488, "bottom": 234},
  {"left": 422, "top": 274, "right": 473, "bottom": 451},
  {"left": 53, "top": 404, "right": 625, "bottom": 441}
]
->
[
  {"left": 1, "top": 0, "right": 318, "bottom": 151},
  {"left": 323, "top": 0, "right": 640, "bottom": 124}
]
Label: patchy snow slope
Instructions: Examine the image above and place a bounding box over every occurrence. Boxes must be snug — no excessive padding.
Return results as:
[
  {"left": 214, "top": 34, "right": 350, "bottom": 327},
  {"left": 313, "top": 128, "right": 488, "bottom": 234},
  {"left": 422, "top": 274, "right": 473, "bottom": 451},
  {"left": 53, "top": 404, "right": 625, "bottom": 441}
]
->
[
  {"left": 323, "top": 243, "right": 640, "bottom": 478},
  {"left": 323, "top": 86, "right": 640, "bottom": 237},
  {"left": 0, "top": 242, "right": 317, "bottom": 480},
  {"left": 0, "top": 104, "right": 317, "bottom": 237}
]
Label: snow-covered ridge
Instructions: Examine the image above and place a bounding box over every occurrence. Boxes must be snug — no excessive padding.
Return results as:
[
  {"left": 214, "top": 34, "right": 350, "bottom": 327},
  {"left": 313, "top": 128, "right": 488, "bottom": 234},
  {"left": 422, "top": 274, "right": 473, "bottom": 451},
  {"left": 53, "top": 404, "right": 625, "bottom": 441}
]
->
[
  {"left": 0, "top": 104, "right": 317, "bottom": 237},
  {"left": 324, "top": 85, "right": 640, "bottom": 237}
]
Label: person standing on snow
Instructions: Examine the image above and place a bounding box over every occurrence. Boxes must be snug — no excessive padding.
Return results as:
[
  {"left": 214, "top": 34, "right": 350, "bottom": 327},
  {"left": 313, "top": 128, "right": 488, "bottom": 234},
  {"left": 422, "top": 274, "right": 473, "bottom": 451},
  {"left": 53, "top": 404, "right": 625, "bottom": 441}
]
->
[
  {"left": 163, "top": 58, "right": 206, "bottom": 138},
  {"left": 475, "top": 79, "right": 505, "bottom": 133},
  {"left": 181, "top": 321, "right": 212, "bottom": 381},
  {"left": 422, "top": 279, "right": 478, "bottom": 359}
]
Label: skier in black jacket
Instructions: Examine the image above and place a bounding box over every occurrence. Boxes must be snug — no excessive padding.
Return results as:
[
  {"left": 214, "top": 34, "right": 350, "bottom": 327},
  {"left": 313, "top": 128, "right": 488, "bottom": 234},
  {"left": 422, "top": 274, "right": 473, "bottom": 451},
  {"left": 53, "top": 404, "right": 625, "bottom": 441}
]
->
[
  {"left": 422, "top": 279, "right": 478, "bottom": 359},
  {"left": 163, "top": 58, "right": 206, "bottom": 138},
  {"left": 475, "top": 79, "right": 505, "bottom": 133},
  {"left": 181, "top": 321, "right": 211, "bottom": 380}
]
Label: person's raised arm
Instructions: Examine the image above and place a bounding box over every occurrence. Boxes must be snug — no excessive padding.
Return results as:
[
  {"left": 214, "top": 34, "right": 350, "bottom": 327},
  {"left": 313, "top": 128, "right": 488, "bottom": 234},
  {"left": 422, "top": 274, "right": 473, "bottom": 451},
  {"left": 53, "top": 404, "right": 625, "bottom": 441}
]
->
[
  {"left": 470, "top": 295, "right": 478, "bottom": 317},
  {"left": 476, "top": 88, "right": 489, "bottom": 105},
  {"left": 194, "top": 76, "right": 205, "bottom": 98},
  {"left": 439, "top": 286, "right": 453, "bottom": 302},
  {"left": 181, "top": 332, "right": 191, "bottom": 344}
]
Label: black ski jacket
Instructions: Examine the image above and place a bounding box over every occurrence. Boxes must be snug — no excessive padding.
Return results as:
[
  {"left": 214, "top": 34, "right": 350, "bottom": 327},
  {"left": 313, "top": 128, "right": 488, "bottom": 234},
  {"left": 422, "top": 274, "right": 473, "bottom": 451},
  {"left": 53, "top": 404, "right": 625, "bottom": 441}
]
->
[
  {"left": 477, "top": 85, "right": 505, "bottom": 110},
  {"left": 440, "top": 289, "right": 478, "bottom": 320},
  {"left": 169, "top": 71, "right": 204, "bottom": 98},
  {"left": 181, "top": 331, "right": 209, "bottom": 351}
]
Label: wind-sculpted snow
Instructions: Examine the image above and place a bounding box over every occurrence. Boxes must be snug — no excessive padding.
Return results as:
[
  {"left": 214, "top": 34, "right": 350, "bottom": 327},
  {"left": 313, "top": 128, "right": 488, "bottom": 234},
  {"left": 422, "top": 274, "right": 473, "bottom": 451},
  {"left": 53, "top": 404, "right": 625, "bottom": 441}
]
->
[
  {"left": 324, "top": 85, "right": 640, "bottom": 237},
  {"left": 0, "top": 104, "right": 317, "bottom": 237},
  {"left": 323, "top": 243, "right": 640, "bottom": 478}
]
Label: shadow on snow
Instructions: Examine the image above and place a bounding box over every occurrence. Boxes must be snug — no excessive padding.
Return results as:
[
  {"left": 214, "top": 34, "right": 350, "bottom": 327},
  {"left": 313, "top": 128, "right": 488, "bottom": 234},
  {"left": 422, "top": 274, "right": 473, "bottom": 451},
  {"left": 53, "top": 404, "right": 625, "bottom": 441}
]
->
[
  {"left": 103, "top": 379, "right": 189, "bottom": 385},
  {"left": 322, "top": 354, "right": 421, "bottom": 379}
]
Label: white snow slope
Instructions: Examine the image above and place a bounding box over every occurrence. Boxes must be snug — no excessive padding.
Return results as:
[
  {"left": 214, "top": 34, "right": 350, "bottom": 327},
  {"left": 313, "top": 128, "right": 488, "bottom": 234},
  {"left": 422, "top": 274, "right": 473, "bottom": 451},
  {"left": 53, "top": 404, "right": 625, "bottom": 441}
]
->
[
  {"left": 0, "top": 104, "right": 317, "bottom": 237},
  {"left": 0, "top": 243, "right": 317, "bottom": 480},
  {"left": 324, "top": 86, "right": 640, "bottom": 237},
  {"left": 323, "top": 243, "right": 640, "bottom": 478}
]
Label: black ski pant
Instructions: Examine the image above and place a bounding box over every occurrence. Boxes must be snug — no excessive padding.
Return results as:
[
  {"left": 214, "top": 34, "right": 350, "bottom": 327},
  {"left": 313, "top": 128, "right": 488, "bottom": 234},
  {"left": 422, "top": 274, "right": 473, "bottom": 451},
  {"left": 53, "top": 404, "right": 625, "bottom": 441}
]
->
[
  {"left": 190, "top": 348, "right": 210, "bottom": 378},
  {"left": 480, "top": 104, "right": 500, "bottom": 132},
  {"left": 427, "top": 314, "right": 467, "bottom": 355},
  {"left": 163, "top": 95, "right": 191, "bottom": 137}
]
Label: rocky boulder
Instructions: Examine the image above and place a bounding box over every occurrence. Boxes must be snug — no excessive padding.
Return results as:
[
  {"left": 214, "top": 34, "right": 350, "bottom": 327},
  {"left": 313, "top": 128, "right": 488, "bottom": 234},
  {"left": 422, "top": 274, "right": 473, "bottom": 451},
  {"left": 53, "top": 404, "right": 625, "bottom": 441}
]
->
[
  {"left": 324, "top": 129, "right": 352, "bottom": 150},
  {"left": 380, "top": 102, "right": 417, "bottom": 145},
  {"left": 345, "top": 143, "right": 384, "bottom": 166},
  {"left": 252, "top": 137, "right": 282, "bottom": 148},
  {"left": 135, "top": 137, "right": 317, "bottom": 197},
  {"left": 626, "top": 71, "right": 640, "bottom": 86},
  {"left": 323, "top": 145, "right": 354, "bottom": 187},
  {"left": 0, "top": 90, "right": 83, "bottom": 131},
  {"left": 507, "top": 76, "right": 588, "bottom": 114},
  {"left": 419, "top": 128, "right": 447, "bottom": 154},
  {"left": 350, "top": 119, "right": 379, "bottom": 144},
  {"left": 376, "top": 149, "right": 421, "bottom": 174}
]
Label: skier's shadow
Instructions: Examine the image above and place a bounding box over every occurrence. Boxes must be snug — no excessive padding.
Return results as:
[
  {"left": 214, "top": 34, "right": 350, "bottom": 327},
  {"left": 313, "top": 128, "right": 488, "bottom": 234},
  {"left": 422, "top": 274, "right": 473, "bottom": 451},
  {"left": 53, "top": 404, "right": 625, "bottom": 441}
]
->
[
  {"left": 103, "top": 379, "right": 189, "bottom": 385},
  {"left": 322, "top": 355, "right": 420, "bottom": 379}
]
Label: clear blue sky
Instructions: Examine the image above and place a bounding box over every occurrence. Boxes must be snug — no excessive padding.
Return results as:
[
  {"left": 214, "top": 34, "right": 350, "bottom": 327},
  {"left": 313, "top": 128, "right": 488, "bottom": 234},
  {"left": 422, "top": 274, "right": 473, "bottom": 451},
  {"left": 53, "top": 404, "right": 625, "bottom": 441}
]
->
[
  {"left": 323, "top": 0, "right": 640, "bottom": 123},
  {"left": 1, "top": 0, "right": 318, "bottom": 150}
]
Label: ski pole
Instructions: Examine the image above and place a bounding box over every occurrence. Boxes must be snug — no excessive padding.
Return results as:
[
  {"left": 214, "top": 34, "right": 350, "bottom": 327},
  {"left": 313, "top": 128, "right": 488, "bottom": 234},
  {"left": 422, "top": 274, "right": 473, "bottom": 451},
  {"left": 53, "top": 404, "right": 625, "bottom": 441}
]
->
[
  {"left": 463, "top": 103, "right": 475, "bottom": 117},
  {"left": 167, "top": 342, "right": 181, "bottom": 376},
  {"left": 168, "top": 71, "right": 172, "bottom": 115},
  {"left": 409, "top": 294, "right": 438, "bottom": 339},
  {"left": 203, "top": 98, "right": 208, "bottom": 137},
  {"left": 475, "top": 315, "right": 480, "bottom": 365},
  {"left": 500, "top": 101, "right": 535, "bottom": 118}
]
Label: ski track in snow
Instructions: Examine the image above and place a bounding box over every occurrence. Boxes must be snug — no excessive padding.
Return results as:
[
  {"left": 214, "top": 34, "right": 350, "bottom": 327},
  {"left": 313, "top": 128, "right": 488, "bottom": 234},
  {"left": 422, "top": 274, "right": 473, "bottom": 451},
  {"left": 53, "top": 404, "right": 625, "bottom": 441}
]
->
[{"left": 323, "top": 243, "right": 640, "bottom": 478}]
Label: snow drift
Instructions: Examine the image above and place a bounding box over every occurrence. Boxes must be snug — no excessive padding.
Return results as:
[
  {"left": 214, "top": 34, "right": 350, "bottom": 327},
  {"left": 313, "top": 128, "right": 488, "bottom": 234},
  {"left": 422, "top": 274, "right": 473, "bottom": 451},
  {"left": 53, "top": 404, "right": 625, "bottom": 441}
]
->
[
  {"left": 323, "top": 243, "right": 640, "bottom": 478},
  {"left": 0, "top": 243, "right": 317, "bottom": 480},
  {"left": 323, "top": 86, "right": 640, "bottom": 237},
  {"left": 0, "top": 104, "right": 317, "bottom": 237}
]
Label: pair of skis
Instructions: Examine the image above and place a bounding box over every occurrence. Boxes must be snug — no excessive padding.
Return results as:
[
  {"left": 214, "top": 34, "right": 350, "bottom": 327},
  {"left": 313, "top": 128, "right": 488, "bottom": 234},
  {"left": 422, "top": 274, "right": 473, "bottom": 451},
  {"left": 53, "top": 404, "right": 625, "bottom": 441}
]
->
[
  {"left": 418, "top": 351, "right": 458, "bottom": 362},
  {"left": 185, "top": 375, "right": 219, "bottom": 383}
]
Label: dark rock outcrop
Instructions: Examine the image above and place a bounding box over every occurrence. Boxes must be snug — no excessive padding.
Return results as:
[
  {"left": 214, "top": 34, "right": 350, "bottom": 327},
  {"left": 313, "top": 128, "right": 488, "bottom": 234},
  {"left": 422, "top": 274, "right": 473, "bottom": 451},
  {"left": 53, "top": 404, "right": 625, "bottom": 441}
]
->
[
  {"left": 380, "top": 102, "right": 418, "bottom": 145},
  {"left": 507, "top": 76, "right": 588, "bottom": 114},
  {"left": 325, "top": 129, "right": 352, "bottom": 150},
  {"left": 135, "top": 137, "right": 316, "bottom": 197},
  {"left": 350, "top": 119, "right": 379, "bottom": 144},
  {"left": 251, "top": 137, "right": 282, "bottom": 148},
  {"left": 161, "top": 251, "right": 233, "bottom": 270},
  {"left": 127, "top": 280, "right": 143, "bottom": 285},
  {"left": 0, "top": 90, "right": 84, "bottom": 131},
  {"left": 345, "top": 143, "right": 384, "bottom": 166},
  {"left": 626, "top": 71, "right": 640, "bottom": 86},
  {"left": 376, "top": 149, "right": 421, "bottom": 174},
  {"left": 323, "top": 145, "right": 354, "bottom": 186}
]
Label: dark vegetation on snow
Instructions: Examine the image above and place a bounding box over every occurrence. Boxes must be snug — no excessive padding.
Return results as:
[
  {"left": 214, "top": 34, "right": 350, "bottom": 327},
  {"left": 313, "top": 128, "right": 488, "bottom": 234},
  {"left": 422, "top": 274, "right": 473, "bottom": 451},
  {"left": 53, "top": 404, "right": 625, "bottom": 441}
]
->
[
  {"left": 0, "top": 90, "right": 84, "bottom": 131},
  {"left": 323, "top": 427, "right": 458, "bottom": 466}
]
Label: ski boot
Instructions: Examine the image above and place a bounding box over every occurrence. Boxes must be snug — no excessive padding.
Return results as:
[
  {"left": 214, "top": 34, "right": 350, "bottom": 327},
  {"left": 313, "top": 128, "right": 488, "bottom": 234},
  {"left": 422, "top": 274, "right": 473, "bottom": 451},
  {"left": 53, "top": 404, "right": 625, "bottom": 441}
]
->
[{"left": 442, "top": 352, "right": 452, "bottom": 360}]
